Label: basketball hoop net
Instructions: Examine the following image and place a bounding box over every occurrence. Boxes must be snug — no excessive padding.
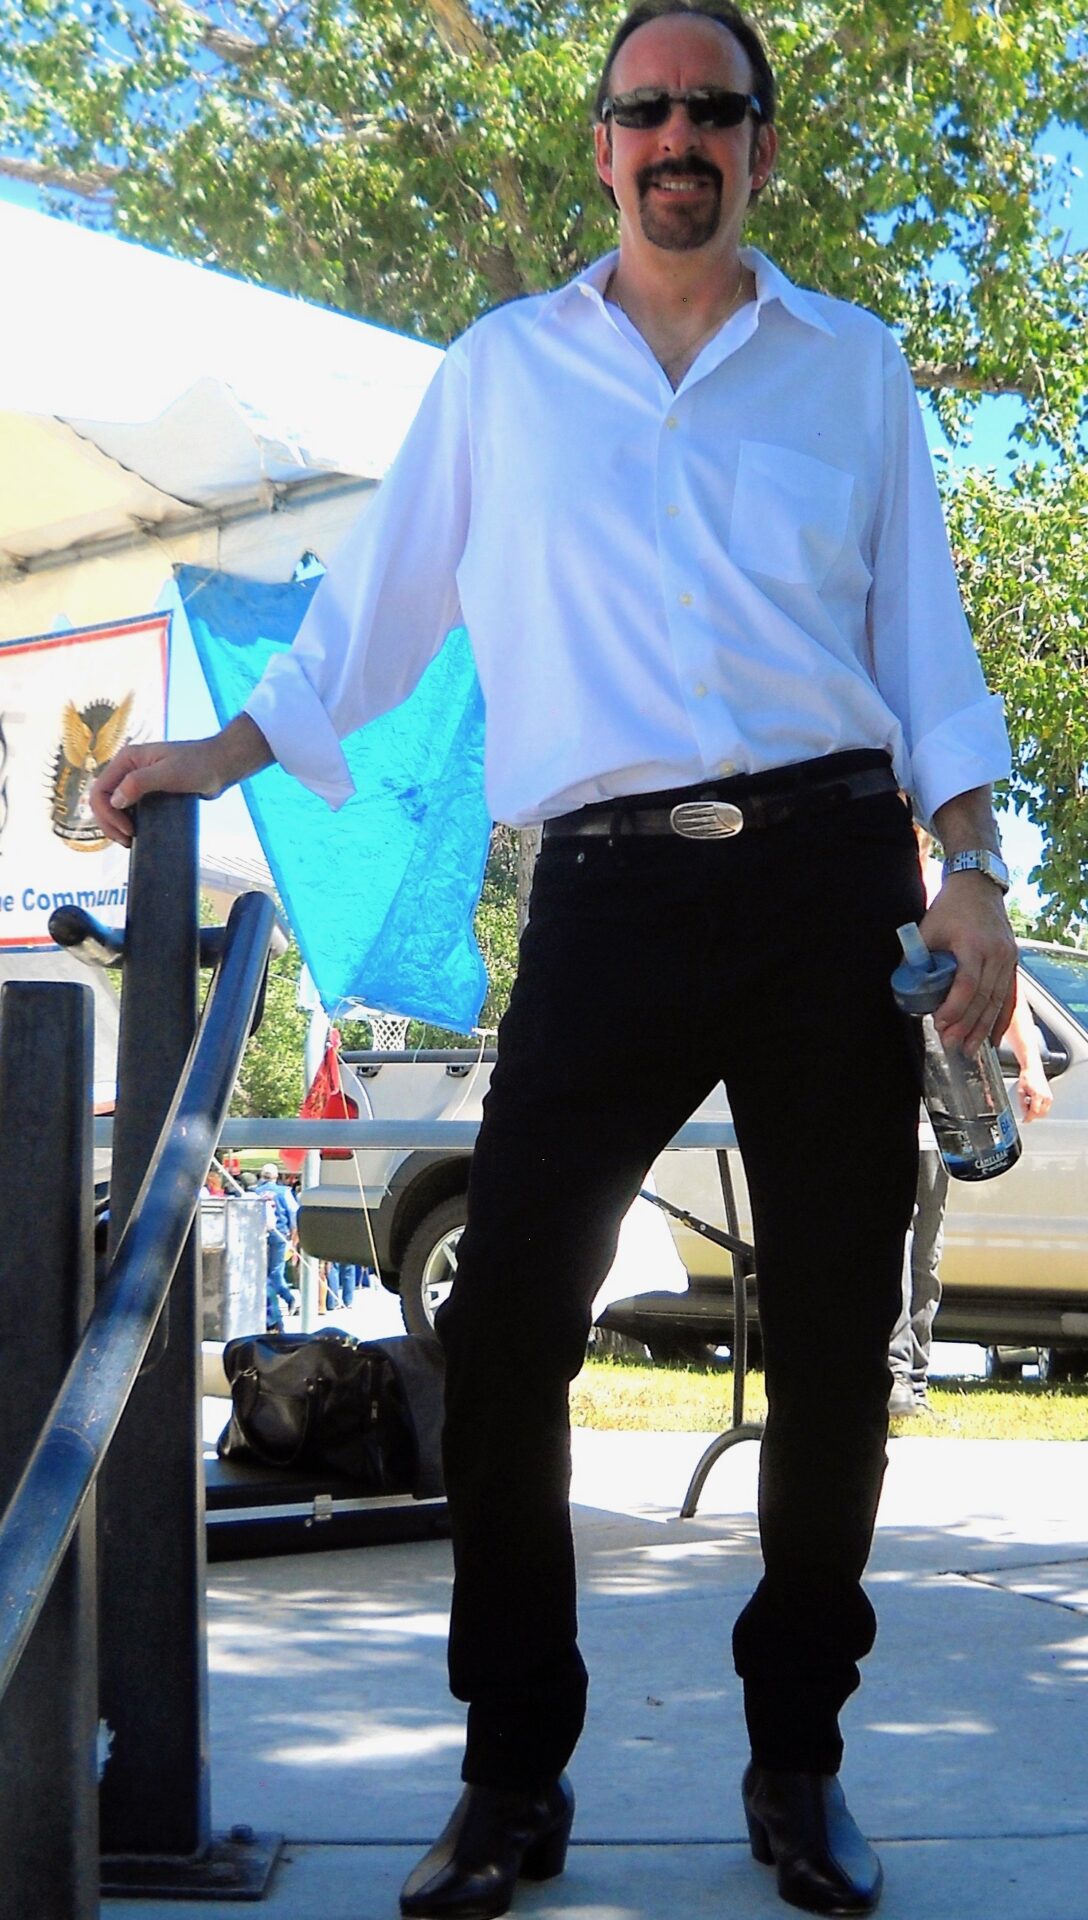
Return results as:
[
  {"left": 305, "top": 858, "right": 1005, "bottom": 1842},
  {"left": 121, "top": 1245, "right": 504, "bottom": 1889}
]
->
[{"left": 367, "top": 1010, "right": 410, "bottom": 1052}]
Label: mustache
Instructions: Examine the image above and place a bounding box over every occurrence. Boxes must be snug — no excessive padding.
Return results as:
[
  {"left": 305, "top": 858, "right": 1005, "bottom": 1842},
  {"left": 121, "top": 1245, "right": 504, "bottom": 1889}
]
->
[{"left": 638, "top": 157, "right": 722, "bottom": 193}]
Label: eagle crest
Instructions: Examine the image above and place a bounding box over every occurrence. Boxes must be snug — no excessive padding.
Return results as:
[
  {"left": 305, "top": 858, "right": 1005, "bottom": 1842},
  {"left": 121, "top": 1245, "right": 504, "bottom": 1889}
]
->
[{"left": 51, "top": 692, "right": 135, "bottom": 850}]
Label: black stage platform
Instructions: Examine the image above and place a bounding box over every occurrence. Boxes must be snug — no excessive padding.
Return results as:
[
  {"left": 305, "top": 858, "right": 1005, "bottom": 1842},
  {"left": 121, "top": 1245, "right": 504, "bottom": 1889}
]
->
[{"left": 204, "top": 1451, "right": 449, "bottom": 1561}]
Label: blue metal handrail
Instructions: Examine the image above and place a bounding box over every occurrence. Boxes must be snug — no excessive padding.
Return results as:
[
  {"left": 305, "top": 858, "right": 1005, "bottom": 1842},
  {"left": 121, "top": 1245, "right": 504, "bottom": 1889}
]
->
[{"left": 0, "top": 888, "right": 275, "bottom": 1704}]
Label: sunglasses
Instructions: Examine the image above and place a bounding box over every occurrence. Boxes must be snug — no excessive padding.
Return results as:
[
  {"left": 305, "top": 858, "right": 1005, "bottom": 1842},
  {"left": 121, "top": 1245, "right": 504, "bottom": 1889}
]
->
[{"left": 602, "top": 87, "right": 763, "bottom": 131}]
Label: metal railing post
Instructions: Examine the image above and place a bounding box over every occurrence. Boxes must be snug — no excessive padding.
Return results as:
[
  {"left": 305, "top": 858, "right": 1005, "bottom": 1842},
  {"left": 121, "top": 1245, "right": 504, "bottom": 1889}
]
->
[
  {"left": 0, "top": 982, "right": 98, "bottom": 1920},
  {"left": 96, "top": 792, "right": 212, "bottom": 1876},
  {"left": 300, "top": 1008, "right": 329, "bottom": 1332}
]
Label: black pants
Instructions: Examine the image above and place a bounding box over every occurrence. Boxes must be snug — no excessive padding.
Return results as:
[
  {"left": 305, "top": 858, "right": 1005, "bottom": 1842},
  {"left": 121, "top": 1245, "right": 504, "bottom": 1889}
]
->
[{"left": 436, "top": 763, "right": 923, "bottom": 1790}]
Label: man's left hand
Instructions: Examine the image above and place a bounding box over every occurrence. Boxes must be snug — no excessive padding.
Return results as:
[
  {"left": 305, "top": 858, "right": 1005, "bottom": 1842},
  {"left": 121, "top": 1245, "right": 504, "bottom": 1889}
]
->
[{"left": 917, "top": 872, "right": 1018, "bottom": 1055}]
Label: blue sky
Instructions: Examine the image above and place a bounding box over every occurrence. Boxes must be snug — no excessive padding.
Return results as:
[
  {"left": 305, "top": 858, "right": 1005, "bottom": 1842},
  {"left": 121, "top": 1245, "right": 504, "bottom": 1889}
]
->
[{"left": 5, "top": 112, "right": 1086, "bottom": 912}]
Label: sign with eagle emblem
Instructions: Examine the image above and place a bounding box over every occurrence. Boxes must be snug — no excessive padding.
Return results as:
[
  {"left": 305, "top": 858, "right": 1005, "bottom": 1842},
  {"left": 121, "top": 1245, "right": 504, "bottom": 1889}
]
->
[
  {"left": 53, "top": 694, "right": 136, "bottom": 851},
  {"left": 0, "top": 611, "right": 169, "bottom": 946}
]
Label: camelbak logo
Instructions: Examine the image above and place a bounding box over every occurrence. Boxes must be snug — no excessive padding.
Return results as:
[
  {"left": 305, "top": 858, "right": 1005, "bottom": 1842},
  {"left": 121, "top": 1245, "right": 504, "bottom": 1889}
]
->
[{"left": 50, "top": 694, "right": 134, "bottom": 852}]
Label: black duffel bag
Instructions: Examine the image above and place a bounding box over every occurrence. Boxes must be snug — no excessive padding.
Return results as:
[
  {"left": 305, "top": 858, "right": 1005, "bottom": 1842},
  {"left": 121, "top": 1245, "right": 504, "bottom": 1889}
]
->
[{"left": 217, "top": 1329, "right": 445, "bottom": 1499}]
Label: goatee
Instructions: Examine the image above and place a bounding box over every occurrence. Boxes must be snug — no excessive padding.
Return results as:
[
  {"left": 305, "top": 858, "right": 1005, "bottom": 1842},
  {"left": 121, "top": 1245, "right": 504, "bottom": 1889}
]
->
[{"left": 636, "top": 161, "right": 723, "bottom": 251}]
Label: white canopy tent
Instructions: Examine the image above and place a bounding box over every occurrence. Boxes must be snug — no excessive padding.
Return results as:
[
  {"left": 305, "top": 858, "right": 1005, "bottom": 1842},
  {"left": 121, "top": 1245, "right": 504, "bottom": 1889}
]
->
[
  {"left": 0, "top": 199, "right": 443, "bottom": 867},
  {"left": 0, "top": 200, "right": 443, "bottom": 621}
]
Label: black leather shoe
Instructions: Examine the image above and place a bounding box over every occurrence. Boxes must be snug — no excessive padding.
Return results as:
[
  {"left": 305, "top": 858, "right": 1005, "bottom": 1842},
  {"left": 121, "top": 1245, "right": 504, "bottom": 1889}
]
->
[
  {"left": 399, "top": 1775, "right": 575, "bottom": 1919},
  {"left": 742, "top": 1764, "right": 883, "bottom": 1915}
]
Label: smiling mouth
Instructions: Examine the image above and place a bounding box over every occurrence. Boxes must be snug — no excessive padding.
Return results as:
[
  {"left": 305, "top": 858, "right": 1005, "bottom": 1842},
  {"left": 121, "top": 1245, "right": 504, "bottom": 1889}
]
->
[{"left": 646, "top": 175, "right": 716, "bottom": 194}]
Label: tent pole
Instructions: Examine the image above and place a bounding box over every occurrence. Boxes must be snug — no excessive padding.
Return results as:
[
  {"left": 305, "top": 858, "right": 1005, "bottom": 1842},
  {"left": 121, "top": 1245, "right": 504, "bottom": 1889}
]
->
[{"left": 300, "top": 1002, "right": 330, "bottom": 1332}]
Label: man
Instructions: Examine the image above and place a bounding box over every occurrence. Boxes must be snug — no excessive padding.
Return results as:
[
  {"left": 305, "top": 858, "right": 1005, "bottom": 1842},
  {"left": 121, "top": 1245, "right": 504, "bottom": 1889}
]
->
[
  {"left": 253, "top": 1161, "right": 295, "bottom": 1332},
  {"left": 888, "top": 832, "right": 1052, "bottom": 1416},
  {"left": 277, "top": 1166, "right": 303, "bottom": 1301},
  {"left": 91, "top": 4, "right": 1017, "bottom": 1912}
]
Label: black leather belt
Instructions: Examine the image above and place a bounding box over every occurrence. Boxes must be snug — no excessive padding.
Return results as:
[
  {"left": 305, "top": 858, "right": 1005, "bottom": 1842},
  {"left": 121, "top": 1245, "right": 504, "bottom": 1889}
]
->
[{"left": 543, "top": 760, "right": 898, "bottom": 842}]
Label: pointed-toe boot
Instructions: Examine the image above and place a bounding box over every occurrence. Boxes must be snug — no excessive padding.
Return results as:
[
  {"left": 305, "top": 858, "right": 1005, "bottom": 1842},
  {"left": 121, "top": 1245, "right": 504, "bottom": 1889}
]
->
[
  {"left": 399, "top": 1775, "right": 575, "bottom": 1919},
  {"left": 742, "top": 1764, "right": 883, "bottom": 1915}
]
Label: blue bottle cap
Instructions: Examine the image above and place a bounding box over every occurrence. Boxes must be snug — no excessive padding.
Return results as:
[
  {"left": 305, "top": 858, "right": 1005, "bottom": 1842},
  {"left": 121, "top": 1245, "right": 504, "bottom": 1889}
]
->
[{"left": 890, "top": 922, "right": 958, "bottom": 1014}]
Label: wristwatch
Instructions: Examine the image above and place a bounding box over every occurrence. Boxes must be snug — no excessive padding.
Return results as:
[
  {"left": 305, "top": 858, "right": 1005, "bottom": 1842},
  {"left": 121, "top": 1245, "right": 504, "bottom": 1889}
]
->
[{"left": 941, "top": 848, "right": 1010, "bottom": 893}]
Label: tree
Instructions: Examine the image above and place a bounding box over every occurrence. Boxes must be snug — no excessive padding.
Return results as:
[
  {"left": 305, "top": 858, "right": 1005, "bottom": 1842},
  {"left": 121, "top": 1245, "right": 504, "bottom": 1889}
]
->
[
  {"left": 471, "top": 822, "right": 520, "bottom": 1029},
  {"left": 941, "top": 456, "right": 1088, "bottom": 930},
  {"left": 205, "top": 896, "right": 310, "bottom": 1113},
  {"left": 3, "top": 0, "right": 1085, "bottom": 429}
]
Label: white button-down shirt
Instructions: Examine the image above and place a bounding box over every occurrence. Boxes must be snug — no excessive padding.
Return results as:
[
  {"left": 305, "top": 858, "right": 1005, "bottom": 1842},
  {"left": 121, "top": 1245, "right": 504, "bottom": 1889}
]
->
[{"left": 246, "top": 246, "right": 1009, "bottom": 827}]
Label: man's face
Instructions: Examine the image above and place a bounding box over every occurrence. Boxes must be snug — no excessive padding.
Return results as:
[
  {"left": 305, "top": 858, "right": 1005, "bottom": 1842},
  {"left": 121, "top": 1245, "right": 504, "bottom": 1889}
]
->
[{"left": 594, "top": 13, "right": 775, "bottom": 255}]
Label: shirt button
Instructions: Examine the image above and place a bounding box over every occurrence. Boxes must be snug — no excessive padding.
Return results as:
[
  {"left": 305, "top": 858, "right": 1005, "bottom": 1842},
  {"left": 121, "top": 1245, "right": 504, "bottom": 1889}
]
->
[
  {"left": 665, "top": 415, "right": 679, "bottom": 430},
  {"left": 694, "top": 682, "right": 708, "bottom": 699},
  {"left": 666, "top": 503, "right": 680, "bottom": 517},
  {"left": 679, "top": 591, "right": 693, "bottom": 607}
]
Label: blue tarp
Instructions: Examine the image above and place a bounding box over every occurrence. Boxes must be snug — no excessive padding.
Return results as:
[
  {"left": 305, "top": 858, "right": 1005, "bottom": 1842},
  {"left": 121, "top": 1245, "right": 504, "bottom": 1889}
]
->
[{"left": 174, "top": 565, "right": 491, "bottom": 1031}]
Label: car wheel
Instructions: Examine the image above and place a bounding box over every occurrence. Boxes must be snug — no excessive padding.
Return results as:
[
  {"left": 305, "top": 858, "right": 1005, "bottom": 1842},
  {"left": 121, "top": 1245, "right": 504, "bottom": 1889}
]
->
[
  {"left": 1037, "top": 1346, "right": 1088, "bottom": 1384},
  {"left": 588, "top": 1325, "right": 650, "bottom": 1360},
  {"left": 984, "top": 1346, "right": 1024, "bottom": 1383},
  {"left": 399, "top": 1197, "right": 467, "bottom": 1343},
  {"left": 645, "top": 1334, "right": 727, "bottom": 1369}
]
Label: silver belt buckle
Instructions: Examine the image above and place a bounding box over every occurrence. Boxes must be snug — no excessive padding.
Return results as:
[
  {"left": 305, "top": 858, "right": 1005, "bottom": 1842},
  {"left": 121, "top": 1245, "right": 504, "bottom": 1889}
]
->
[{"left": 669, "top": 799, "right": 745, "bottom": 840}]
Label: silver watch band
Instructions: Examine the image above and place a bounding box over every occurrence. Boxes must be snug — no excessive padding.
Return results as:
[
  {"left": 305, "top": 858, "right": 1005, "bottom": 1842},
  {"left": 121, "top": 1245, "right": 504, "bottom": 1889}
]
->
[{"left": 941, "top": 848, "right": 1010, "bottom": 893}]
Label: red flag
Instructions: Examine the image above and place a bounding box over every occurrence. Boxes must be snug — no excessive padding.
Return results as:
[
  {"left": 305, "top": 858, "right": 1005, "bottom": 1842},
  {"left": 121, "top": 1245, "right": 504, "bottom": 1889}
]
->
[{"left": 281, "top": 1028, "right": 359, "bottom": 1170}]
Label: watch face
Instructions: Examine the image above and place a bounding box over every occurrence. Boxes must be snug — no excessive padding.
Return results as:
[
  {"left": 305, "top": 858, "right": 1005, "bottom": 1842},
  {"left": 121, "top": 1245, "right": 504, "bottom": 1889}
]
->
[{"left": 946, "top": 850, "right": 1009, "bottom": 891}]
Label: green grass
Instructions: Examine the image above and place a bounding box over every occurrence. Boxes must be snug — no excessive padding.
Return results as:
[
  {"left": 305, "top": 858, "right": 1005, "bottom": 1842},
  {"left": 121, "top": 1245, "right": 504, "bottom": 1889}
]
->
[{"left": 571, "top": 1354, "right": 1088, "bottom": 1441}]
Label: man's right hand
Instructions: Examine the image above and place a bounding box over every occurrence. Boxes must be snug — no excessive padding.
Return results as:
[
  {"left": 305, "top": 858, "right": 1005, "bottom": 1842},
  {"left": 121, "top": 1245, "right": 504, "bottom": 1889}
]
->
[{"left": 90, "top": 715, "right": 274, "bottom": 846}]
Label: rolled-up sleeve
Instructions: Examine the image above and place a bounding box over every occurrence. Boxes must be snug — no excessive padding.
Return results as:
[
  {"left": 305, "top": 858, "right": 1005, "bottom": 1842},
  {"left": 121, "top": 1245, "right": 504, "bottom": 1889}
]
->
[
  {"left": 245, "top": 344, "right": 471, "bottom": 809},
  {"left": 866, "top": 336, "right": 1011, "bottom": 825}
]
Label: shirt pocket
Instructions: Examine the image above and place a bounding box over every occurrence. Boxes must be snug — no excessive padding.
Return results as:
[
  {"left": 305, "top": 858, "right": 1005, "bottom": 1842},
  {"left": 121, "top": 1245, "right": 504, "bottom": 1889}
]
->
[{"left": 729, "top": 440, "right": 855, "bottom": 588}]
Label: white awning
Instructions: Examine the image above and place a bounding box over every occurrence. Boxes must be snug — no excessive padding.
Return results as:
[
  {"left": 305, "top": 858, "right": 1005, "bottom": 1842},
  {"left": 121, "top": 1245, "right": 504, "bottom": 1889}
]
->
[{"left": 0, "top": 201, "right": 443, "bottom": 583}]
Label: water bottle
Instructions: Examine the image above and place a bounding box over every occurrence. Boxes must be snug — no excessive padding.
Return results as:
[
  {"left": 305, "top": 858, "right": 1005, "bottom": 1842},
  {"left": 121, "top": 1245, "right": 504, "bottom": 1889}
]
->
[{"left": 891, "top": 922, "right": 1021, "bottom": 1182}]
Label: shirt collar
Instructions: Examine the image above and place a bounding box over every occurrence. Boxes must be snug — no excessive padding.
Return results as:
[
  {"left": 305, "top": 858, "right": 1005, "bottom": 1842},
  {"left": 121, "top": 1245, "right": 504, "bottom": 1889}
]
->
[
  {"left": 744, "top": 247, "right": 835, "bottom": 337},
  {"left": 526, "top": 251, "right": 616, "bottom": 327},
  {"left": 537, "top": 245, "right": 835, "bottom": 339}
]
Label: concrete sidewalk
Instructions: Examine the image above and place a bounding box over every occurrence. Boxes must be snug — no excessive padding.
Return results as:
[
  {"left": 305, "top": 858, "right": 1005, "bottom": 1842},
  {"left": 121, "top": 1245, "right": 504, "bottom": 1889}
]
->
[{"left": 103, "top": 1418, "right": 1088, "bottom": 1920}]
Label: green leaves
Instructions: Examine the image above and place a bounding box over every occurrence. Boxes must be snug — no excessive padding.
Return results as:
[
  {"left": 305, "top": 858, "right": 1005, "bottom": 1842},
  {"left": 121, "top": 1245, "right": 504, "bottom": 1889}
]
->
[
  {"left": 942, "top": 457, "right": 1088, "bottom": 928},
  {"left": 5, "top": 0, "right": 1085, "bottom": 397}
]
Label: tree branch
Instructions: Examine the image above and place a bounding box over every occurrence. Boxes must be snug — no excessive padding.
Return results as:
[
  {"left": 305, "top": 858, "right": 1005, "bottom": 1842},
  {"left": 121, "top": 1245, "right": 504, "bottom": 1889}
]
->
[
  {"left": 911, "top": 361, "right": 1041, "bottom": 398},
  {"left": 470, "top": 238, "right": 526, "bottom": 303},
  {"left": 0, "top": 154, "right": 119, "bottom": 194},
  {"left": 420, "top": 0, "right": 540, "bottom": 297},
  {"left": 424, "top": 0, "right": 491, "bottom": 59},
  {"left": 147, "top": 0, "right": 264, "bottom": 65}
]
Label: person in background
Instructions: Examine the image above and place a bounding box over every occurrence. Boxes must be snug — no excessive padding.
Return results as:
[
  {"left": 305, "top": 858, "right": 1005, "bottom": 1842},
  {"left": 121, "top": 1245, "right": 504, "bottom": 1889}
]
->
[
  {"left": 278, "top": 1170, "right": 300, "bottom": 1230},
  {"left": 888, "top": 830, "right": 1052, "bottom": 1416},
  {"left": 320, "top": 1260, "right": 343, "bottom": 1312},
  {"left": 335, "top": 1262, "right": 363, "bottom": 1308},
  {"left": 277, "top": 1169, "right": 301, "bottom": 1303},
  {"left": 253, "top": 1161, "right": 294, "bottom": 1334}
]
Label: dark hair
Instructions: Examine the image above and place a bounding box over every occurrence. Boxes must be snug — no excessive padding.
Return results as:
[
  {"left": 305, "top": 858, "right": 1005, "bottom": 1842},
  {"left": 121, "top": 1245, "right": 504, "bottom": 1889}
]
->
[{"left": 594, "top": 0, "right": 777, "bottom": 127}]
